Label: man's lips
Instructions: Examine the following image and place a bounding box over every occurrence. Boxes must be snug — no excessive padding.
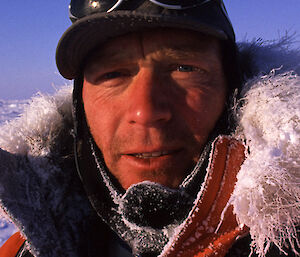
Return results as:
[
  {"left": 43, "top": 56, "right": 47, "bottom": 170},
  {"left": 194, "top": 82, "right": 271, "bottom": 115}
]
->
[
  {"left": 121, "top": 147, "right": 182, "bottom": 159},
  {"left": 127, "top": 150, "right": 179, "bottom": 159}
]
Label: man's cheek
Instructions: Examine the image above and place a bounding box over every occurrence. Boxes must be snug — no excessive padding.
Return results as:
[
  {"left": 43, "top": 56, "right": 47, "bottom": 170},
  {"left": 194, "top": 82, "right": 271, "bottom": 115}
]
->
[{"left": 99, "top": 133, "right": 122, "bottom": 169}]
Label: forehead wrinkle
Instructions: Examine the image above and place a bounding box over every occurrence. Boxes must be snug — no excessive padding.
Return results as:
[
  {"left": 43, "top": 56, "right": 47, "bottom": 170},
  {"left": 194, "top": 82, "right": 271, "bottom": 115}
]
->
[{"left": 84, "top": 34, "right": 221, "bottom": 72}]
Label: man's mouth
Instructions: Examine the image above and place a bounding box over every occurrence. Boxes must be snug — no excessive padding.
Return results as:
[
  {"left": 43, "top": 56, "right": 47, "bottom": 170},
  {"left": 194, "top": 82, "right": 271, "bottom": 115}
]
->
[{"left": 129, "top": 151, "right": 174, "bottom": 159}]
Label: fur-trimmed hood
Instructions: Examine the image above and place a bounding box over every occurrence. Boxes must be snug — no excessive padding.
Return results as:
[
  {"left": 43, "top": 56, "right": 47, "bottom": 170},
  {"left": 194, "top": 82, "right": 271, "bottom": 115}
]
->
[{"left": 0, "top": 41, "right": 299, "bottom": 257}]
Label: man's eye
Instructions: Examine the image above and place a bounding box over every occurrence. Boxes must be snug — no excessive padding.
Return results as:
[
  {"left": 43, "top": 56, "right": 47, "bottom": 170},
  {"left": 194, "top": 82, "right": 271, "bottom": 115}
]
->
[
  {"left": 88, "top": 70, "right": 127, "bottom": 85},
  {"left": 176, "top": 65, "right": 197, "bottom": 72},
  {"left": 102, "top": 71, "right": 123, "bottom": 80}
]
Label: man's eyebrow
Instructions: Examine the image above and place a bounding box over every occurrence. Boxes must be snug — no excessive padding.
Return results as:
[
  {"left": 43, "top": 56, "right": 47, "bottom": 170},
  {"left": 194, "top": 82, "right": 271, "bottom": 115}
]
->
[
  {"left": 86, "top": 50, "right": 132, "bottom": 63},
  {"left": 84, "top": 50, "right": 137, "bottom": 71},
  {"left": 162, "top": 47, "right": 204, "bottom": 59},
  {"left": 156, "top": 44, "right": 218, "bottom": 61}
]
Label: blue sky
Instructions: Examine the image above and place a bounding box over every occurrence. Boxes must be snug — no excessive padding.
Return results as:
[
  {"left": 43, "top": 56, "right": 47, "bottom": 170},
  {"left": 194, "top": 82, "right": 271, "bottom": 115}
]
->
[{"left": 0, "top": 0, "right": 299, "bottom": 99}]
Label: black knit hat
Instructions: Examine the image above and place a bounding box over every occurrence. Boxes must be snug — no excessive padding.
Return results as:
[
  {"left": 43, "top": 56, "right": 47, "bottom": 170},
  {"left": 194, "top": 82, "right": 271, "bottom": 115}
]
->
[{"left": 56, "top": 0, "right": 235, "bottom": 79}]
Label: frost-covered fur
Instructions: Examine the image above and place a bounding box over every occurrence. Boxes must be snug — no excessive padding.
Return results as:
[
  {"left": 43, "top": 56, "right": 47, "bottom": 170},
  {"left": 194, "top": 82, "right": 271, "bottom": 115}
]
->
[
  {"left": 0, "top": 87, "right": 93, "bottom": 256},
  {"left": 0, "top": 86, "right": 73, "bottom": 156},
  {"left": 229, "top": 39, "right": 300, "bottom": 256},
  {"left": 231, "top": 71, "right": 300, "bottom": 256},
  {"left": 0, "top": 40, "right": 299, "bottom": 257}
]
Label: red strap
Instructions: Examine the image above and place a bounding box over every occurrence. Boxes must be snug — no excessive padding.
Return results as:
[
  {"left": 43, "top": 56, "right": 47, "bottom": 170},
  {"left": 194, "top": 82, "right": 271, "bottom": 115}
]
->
[
  {"left": 0, "top": 232, "right": 26, "bottom": 257},
  {"left": 162, "top": 137, "right": 249, "bottom": 257}
]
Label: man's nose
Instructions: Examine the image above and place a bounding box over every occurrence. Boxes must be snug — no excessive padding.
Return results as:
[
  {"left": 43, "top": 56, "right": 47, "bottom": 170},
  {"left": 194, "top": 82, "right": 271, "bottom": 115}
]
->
[{"left": 126, "top": 68, "right": 172, "bottom": 126}]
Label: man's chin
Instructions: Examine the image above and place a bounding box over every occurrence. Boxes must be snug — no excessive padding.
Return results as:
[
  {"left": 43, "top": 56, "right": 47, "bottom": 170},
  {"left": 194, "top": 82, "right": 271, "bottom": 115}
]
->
[
  {"left": 105, "top": 148, "right": 200, "bottom": 189},
  {"left": 111, "top": 158, "right": 193, "bottom": 189},
  {"left": 118, "top": 172, "right": 185, "bottom": 190}
]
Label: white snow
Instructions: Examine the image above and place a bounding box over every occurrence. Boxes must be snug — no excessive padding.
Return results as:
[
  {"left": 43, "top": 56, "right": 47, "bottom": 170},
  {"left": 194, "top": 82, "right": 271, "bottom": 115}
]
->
[
  {"left": 0, "top": 99, "right": 28, "bottom": 124},
  {"left": 0, "top": 219, "right": 17, "bottom": 247}
]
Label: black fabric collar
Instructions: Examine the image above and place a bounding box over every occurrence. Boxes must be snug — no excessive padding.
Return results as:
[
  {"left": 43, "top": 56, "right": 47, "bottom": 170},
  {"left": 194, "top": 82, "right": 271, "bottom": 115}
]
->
[{"left": 74, "top": 124, "right": 212, "bottom": 256}]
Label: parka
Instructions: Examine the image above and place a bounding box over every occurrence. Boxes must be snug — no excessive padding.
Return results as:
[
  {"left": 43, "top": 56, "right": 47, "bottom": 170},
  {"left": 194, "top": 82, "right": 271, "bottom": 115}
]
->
[{"left": 0, "top": 40, "right": 299, "bottom": 257}]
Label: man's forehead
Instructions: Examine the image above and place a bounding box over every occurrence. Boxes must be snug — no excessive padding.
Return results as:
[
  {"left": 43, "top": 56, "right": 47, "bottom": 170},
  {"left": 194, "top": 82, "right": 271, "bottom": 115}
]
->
[{"left": 85, "top": 28, "right": 220, "bottom": 64}]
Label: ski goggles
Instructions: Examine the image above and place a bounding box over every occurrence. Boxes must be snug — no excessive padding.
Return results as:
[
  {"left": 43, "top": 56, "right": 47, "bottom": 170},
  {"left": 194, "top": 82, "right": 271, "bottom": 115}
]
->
[{"left": 69, "top": 0, "right": 228, "bottom": 21}]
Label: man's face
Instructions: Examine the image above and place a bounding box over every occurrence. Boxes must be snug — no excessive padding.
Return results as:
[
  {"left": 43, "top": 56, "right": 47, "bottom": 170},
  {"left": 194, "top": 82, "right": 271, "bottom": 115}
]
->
[{"left": 83, "top": 29, "right": 227, "bottom": 190}]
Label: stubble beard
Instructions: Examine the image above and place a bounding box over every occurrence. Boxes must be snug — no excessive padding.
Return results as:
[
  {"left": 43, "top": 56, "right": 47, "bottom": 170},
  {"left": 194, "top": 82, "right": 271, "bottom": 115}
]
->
[{"left": 94, "top": 125, "right": 206, "bottom": 188}]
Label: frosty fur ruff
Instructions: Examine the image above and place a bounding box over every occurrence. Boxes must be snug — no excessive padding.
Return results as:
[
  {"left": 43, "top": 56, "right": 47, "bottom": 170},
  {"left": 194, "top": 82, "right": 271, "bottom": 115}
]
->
[
  {"left": 0, "top": 40, "right": 299, "bottom": 257},
  {"left": 0, "top": 87, "right": 94, "bottom": 256},
  {"left": 230, "top": 71, "right": 300, "bottom": 256},
  {"left": 231, "top": 39, "right": 300, "bottom": 256}
]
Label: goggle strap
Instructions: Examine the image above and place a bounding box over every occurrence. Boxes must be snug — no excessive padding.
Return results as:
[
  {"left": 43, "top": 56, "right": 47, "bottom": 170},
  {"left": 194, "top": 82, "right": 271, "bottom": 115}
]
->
[
  {"left": 107, "top": 0, "right": 124, "bottom": 13},
  {"left": 107, "top": 0, "right": 214, "bottom": 13},
  {"left": 149, "top": 0, "right": 182, "bottom": 10},
  {"left": 149, "top": 0, "right": 211, "bottom": 10},
  {"left": 69, "top": 4, "right": 78, "bottom": 21}
]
